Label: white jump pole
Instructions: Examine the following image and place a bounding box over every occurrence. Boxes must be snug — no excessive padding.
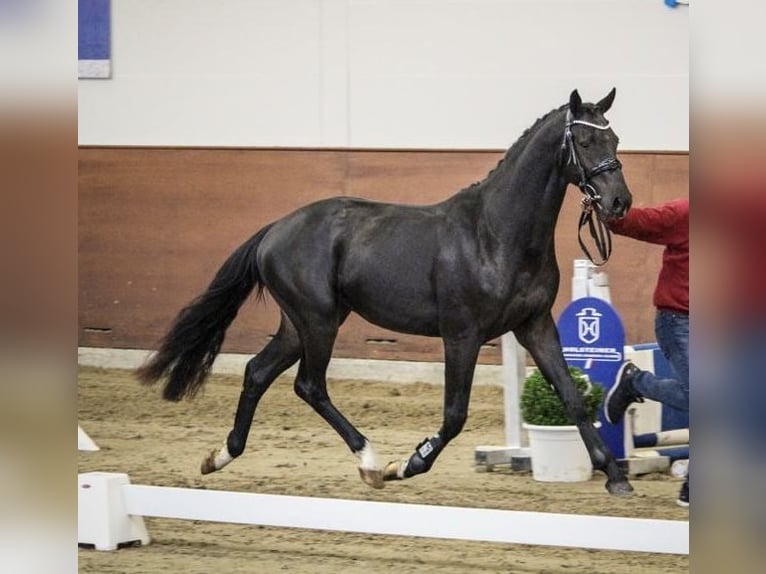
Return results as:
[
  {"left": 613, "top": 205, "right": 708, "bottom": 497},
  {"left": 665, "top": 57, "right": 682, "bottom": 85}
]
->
[
  {"left": 78, "top": 472, "right": 688, "bottom": 554},
  {"left": 501, "top": 331, "right": 528, "bottom": 450},
  {"left": 474, "top": 332, "right": 530, "bottom": 469}
]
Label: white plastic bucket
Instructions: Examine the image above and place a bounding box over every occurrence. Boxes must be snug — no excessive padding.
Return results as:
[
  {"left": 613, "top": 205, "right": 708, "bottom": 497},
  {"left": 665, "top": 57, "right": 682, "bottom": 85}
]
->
[{"left": 523, "top": 423, "right": 599, "bottom": 482}]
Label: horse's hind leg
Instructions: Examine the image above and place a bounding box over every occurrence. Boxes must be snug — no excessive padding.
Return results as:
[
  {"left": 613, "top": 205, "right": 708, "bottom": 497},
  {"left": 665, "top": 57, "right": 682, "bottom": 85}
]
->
[
  {"left": 292, "top": 320, "right": 386, "bottom": 488},
  {"left": 515, "top": 314, "right": 633, "bottom": 496},
  {"left": 201, "top": 314, "right": 301, "bottom": 474}
]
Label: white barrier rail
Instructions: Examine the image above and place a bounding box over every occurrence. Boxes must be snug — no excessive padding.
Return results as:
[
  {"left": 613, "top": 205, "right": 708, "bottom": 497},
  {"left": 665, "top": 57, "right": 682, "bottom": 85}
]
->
[{"left": 78, "top": 472, "right": 688, "bottom": 555}]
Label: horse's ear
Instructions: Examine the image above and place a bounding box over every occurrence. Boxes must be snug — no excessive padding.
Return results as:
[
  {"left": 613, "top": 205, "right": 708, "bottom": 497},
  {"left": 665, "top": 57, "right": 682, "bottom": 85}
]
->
[
  {"left": 596, "top": 88, "right": 616, "bottom": 113},
  {"left": 569, "top": 90, "right": 582, "bottom": 116}
]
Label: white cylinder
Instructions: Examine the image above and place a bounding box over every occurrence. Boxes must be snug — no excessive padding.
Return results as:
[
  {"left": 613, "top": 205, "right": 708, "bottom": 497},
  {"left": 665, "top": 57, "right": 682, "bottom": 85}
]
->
[{"left": 524, "top": 423, "right": 598, "bottom": 482}]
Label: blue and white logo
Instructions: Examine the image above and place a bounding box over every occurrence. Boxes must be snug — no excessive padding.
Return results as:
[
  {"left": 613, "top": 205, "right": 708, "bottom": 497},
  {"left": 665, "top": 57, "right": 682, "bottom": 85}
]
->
[
  {"left": 558, "top": 297, "right": 624, "bottom": 364},
  {"left": 577, "top": 308, "right": 602, "bottom": 344}
]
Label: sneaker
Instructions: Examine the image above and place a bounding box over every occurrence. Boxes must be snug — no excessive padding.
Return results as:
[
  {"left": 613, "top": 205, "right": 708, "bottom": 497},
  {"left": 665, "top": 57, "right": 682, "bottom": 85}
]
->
[
  {"left": 676, "top": 479, "right": 689, "bottom": 508},
  {"left": 604, "top": 361, "right": 644, "bottom": 424}
]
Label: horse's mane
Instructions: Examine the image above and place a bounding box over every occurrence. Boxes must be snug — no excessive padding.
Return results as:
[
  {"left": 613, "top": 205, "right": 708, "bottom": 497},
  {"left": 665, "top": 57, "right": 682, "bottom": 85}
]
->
[{"left": 468, "top": 103, "right": 568, "bottom": 190}]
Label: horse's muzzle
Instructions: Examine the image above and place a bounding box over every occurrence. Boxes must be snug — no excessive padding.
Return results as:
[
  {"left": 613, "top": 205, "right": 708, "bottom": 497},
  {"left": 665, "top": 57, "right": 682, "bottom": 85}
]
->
[{"left": 601, "top": 194, "right": 631, "bottom": 221}]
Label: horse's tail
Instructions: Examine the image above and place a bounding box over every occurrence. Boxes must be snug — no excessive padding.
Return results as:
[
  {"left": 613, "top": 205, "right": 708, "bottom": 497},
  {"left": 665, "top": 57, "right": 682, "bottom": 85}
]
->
[{"left": 136, "top": 224, "right": 274, "bottom": 401}]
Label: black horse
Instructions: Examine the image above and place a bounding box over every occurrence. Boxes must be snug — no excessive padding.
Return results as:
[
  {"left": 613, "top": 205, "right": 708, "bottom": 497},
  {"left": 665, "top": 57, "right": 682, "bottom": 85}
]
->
[{"left": 138, "top": 89, "right": 634, "bottom": 495}]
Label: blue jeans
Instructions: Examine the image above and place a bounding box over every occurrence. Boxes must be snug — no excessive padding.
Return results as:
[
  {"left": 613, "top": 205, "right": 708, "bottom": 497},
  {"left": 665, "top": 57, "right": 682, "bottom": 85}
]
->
[{"left": 633, "top": 309, "right": 689, "bottom": 412}]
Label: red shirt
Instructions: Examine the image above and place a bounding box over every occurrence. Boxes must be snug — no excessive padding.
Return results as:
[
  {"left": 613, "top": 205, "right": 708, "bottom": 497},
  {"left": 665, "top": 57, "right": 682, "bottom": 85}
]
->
[{"left": 609, "top": 198, "right": 689, "bottom": 314}]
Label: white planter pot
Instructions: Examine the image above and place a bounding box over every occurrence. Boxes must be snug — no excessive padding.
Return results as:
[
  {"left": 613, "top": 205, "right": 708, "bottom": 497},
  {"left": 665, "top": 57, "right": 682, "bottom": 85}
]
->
[{"left": 523, "top": 422, "right": 601, "bottom": 483}]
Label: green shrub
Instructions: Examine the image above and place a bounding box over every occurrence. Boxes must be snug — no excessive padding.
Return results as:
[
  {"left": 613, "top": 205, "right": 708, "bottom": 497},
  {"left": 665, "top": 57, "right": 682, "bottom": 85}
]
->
[{"left": 520, "top": 366, "right": 605, "bottom": 426}]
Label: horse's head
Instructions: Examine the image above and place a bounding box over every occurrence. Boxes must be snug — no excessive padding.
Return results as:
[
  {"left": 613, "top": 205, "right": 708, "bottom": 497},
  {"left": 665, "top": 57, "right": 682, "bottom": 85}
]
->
[{"left": 562, "top": 88, "right": 632, "bottom": 221}]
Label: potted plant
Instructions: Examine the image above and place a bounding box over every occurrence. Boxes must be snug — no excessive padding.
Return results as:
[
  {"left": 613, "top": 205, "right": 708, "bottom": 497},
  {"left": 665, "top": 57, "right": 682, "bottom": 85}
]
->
[{"left": 520, "top": 366, "right": 605, "bottom": 482}]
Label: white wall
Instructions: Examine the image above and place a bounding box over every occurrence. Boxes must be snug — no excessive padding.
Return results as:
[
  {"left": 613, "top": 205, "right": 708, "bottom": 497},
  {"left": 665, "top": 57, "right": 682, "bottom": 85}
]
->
[{"left": 78, "top": 0, "right": 688, "bottom": 150}]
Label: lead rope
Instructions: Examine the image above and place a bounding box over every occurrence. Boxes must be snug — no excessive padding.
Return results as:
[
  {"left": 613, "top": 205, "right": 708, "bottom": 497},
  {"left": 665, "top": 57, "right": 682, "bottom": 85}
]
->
[{"left": 577, "top": 197, "right": 612, "bottom": 266}]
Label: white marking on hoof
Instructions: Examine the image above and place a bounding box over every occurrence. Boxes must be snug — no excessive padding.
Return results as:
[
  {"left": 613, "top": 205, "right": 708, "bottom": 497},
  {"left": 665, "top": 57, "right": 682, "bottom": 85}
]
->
[
  {"left": 356, "top": 441, "right": 385, "bottom": 488},
  {"left": 214, "top": 444, "right": 233, "bottom": 468},
  {"left": 201, "top": 443, "right": 232, "bottom": 475},
  {"left": 356, "top": 441, "right": 380, "bottom": 471}
]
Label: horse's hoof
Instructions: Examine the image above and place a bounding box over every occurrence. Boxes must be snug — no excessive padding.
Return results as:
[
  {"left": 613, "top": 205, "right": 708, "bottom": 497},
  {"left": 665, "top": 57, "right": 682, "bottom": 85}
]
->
[
  {"left": 382, "top": 460, "right": 404, "bottom": 481},
  {"left": 200, "top": 450, "right": 218, "bottom": 475},
  {"left": 606, "top": 479, "right": 634, "bottom": 497},
  {"left": 358, "top": 467, "right": 385, "bottom": 489}
]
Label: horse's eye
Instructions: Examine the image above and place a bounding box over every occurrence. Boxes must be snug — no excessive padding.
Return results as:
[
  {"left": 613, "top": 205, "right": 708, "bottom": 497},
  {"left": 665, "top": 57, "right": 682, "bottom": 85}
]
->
[{"left": 580, "top": 140, "right": 590, "bottom": 148}]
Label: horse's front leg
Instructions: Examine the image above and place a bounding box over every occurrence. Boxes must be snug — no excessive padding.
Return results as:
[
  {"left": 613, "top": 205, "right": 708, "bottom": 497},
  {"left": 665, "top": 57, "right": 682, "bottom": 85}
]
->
[
  {"left": 515, "top": 314, "right": 633, "bottom": 496},
  {"left": 383, "top": 337, "right": 480, "bottom": 481}
]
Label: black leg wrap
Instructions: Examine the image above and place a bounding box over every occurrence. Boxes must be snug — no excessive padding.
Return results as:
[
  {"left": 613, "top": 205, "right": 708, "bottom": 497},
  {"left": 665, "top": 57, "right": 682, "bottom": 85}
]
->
[{"left": 403, "top": 435, "right": 443, "bottom": 478}]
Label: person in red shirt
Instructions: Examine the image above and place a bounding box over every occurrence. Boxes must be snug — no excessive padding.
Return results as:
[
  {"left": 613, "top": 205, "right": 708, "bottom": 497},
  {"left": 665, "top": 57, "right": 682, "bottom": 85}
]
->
[{"left": 603, "top": 198, "right": 689, "bottom": 507}]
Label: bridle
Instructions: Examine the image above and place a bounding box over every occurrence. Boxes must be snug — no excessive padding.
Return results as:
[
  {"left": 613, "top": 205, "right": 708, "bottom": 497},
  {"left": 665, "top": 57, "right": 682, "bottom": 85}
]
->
[{"left": 562, "top": 110, "right": 623, "bottom": 265}]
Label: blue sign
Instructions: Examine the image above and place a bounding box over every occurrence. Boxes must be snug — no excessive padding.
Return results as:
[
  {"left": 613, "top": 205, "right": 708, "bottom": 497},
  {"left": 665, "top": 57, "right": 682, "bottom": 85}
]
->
[{"left": 558, "top": 297, "right": 626, "bottom": 458}]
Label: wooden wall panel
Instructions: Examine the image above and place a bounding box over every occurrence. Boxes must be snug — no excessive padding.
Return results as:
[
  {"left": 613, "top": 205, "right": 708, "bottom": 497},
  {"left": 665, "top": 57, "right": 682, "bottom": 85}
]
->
[{"left": 79, "top": 148, "right": 688, "bottom": 364}]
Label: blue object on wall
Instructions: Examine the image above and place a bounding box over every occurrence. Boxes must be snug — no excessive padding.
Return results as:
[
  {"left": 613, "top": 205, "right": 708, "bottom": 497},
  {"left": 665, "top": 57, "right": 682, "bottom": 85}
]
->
[{"left": 79, "top": 0, "right": 111, "bottom": 78}]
